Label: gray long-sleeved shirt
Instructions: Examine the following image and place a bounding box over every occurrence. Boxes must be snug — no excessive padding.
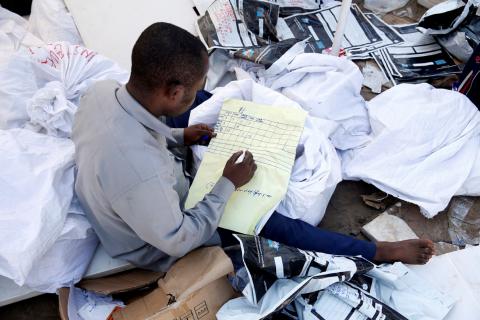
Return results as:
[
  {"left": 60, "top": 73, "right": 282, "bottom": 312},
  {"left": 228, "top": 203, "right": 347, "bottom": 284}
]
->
[{"left": 72, "top": 80, "right": 235, "bottom": 271}]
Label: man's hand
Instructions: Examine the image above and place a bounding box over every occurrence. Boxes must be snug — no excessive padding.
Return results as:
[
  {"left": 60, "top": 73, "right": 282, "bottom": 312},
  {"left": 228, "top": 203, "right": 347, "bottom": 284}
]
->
[
  {"left": 222, "top": 151, "right": 257, "bottom": 188},
  {"left": 184, "top": 124, "right": 216, "bottom": 146}
]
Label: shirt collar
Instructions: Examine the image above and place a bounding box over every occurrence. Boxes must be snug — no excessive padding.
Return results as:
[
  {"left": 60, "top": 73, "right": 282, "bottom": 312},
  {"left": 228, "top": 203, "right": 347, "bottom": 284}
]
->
[{"left": 115, "top": 85, "right": 174, "bottom": 141}]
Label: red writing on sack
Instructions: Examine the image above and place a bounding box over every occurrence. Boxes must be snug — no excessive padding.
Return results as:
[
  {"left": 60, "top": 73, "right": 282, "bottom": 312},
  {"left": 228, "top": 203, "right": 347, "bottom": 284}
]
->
[{"left": 28, "top": 43, "right": 98, "bottom": 69}]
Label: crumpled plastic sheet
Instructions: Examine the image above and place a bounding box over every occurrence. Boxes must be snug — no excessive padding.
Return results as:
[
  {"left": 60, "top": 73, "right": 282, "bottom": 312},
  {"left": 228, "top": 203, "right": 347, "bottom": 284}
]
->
[{"left": 447, "top": 197, "right": 480, "bottom": 246}]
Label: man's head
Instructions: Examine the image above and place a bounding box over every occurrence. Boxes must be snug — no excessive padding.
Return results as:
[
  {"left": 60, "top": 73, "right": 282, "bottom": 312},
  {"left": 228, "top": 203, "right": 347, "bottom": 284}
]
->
[{"left": 128, "top": 22, "right": 208, "bottom": 117}]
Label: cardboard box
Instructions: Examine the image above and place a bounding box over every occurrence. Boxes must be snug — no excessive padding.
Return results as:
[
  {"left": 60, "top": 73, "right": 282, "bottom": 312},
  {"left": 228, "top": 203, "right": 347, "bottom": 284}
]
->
[
  {"left": 79, "top": 269, "right": 164, "bottom": 296},
  {"left": 59, "top": 247, "right": 235, "bottom": 320},
  {"left": 58, "top": 269, "right": 165, "bottom": 320},
  {"left": 113, "top": 276, "right": 234, "bottom": 320}
]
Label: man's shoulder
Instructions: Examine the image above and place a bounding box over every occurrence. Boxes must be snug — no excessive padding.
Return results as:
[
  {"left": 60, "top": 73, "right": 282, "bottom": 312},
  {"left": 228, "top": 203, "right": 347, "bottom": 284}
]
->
[
  {"left": 85, "top": 79, "right": 121, "bottom": 96},
  {"left": 79, "top": 80, "right": 121, "bottom": 109},
  {"left": 74, "top": 80, "right": 121, "bottom": 141},
  {"left": 74, "top": 80, "right": 174, "bottom": 198}
]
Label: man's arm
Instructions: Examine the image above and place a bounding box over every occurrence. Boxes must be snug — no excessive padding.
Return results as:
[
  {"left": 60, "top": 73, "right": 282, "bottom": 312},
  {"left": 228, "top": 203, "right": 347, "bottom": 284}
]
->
[
  {"left": 167, "top": 128, "right": 184, "bottom": 147},
  {"left": 111, "top": 151, "right": 256, "bottom": 258},
  {"left": 168, "top": 124, "right": 215, "bottom": 147},
  {"left": 112, "top": 175, "right": 235, "bottom": 258}
]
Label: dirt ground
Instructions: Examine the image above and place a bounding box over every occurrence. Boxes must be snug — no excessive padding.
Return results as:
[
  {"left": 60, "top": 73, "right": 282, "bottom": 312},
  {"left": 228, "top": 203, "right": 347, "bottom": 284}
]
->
[{"left": 0, "top": 293, "right": 59, "bottom": 320}]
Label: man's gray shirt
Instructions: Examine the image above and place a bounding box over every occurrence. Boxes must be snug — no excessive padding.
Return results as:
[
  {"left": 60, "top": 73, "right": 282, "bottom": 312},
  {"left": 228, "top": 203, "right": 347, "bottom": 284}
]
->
[{"left": 72, "top": 80, "right": 235, "bottom": 271}]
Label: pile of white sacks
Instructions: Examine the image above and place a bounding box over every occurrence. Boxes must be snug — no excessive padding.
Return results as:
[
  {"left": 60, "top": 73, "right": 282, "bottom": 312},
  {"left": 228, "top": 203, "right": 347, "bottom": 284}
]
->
[
  {"left": 0, "top": 0, "right": 128, "bottom": 292},
  {"left": 0, "top": 0, "right": 479, "bottom": 296},
  {"left": 193, "top": 43, "right": 480, "bottom": 222}
]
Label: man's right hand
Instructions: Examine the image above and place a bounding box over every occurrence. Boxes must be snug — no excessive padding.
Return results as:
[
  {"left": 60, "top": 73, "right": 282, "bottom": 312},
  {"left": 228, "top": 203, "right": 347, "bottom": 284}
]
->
[{"left": 222, "top": 151, "right": 257, "bottom": 189}]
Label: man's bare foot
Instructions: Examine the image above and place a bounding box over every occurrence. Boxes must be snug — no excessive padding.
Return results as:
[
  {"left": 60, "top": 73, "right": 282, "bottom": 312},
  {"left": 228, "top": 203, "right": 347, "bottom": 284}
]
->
[{"left": 374, "top": 239, "right": 435, "bottom": 264}]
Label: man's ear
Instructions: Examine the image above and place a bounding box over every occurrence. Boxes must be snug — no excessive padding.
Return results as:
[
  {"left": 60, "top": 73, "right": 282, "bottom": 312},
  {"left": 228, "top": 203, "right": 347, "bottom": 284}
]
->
[{"left": 165, "top": 85, "right": 185, "bottom": 103}]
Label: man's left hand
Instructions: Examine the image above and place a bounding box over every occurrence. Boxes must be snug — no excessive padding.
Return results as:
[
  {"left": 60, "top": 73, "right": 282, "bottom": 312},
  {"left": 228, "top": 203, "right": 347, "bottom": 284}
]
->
[{"left": 184, "top": 124, "right": 216, "bottom": 146}]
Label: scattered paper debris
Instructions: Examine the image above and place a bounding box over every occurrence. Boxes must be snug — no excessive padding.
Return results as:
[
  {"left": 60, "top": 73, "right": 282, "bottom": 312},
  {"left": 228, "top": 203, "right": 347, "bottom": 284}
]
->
[{"left": 362, "top": 61, "right": 390, "bottom": 93}]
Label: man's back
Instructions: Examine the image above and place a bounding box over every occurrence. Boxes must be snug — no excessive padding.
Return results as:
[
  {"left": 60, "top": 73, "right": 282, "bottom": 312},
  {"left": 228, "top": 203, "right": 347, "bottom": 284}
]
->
[
  {"left": 73, "top": 80, "right": 178, "bottom": 270},
  {"left": 73, "top": 79, "right": 237, "bottom": 271},
  {"left": 72, "top": 22, "right": 259, "bottom": 272}
]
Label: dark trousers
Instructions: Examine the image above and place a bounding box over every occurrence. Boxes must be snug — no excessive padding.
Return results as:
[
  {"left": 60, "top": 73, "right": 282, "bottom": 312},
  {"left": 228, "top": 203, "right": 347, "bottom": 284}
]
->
[{"left": 168, "top": 91, "right": 377, "bottom": 261}]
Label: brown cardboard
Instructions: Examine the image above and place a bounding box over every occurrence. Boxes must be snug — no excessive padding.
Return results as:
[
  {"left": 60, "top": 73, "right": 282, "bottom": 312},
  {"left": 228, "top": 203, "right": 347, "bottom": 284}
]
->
[
  {"left": 110, "top": 287, "right": 170, "bottom": 320},
  {"left": 78, "top": 269, "right": 164, "bottom": 295},
  {"left": 112, "top": 277, "right": 235, "bottom": 320},
  {"left": 112, "top": 246, "right": 235, "bottom": 320},
  {"left": 152, "top": 278, "right": 235, "bottom": 320},
  {"left": 158, "top": 245, "right": 234, "bottom": 299},
  {"left": 59, "top": 247, "right": 235, "bottom": 320}
]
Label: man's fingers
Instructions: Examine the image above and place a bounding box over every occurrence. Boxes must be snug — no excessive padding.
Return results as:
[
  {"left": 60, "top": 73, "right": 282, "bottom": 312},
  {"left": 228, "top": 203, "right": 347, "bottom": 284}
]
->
[
  {"left": 195, "top": 129, "right": 215, "bottom": 137},
  {"left": 199, "top": 124, "right": 214, "bottom": 134},
  {"left": 242, "top": 151, "right": 253, "bottom": 163},
  {"left": 228, "top": 151, "right": 243, "bottom": 164}
]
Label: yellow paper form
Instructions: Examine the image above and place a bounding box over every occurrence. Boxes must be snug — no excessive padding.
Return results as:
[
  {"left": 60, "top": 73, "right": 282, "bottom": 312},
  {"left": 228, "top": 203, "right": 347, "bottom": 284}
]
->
[{"left": 185, "top": 99, "right": 307, "bottom": 235}]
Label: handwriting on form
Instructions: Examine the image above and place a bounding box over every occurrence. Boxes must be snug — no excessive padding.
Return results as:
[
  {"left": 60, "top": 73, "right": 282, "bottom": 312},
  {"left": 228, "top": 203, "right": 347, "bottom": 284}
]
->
[{"left": 209, "top": 105, "right": 303, "bottom": 173}]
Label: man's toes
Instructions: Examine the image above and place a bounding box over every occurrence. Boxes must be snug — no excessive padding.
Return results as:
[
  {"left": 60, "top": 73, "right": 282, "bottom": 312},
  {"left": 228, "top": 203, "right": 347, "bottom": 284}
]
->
[
  {"left": 418, "top": 252, "right": 432, "bottom": 264},
  {"left": 418, "top": 239, "right": 433, "bottom": 248},
  {"left": 424, "top": 247, "right": 434, "bottom": 255},
  {"left": 418, "top": 256, "right": 428, "bottom": 264}
]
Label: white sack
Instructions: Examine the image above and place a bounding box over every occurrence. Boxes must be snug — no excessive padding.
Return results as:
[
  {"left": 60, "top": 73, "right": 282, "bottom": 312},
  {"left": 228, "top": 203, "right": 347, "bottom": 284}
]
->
[
  {"left": 25, "top": 42, "right": 129, "bottom": 104},
  {"left": 369, "top": 263, "right": 456, "bottom": 320},
  {"left": 26, "top": 81, "right": 78, "bottom": 138},
  {"left": 277, "top": 116, "right": 342, "bottom": 225},
  {"left": 409, "top": 246, "right": 480, "bottom": 320},
  {"left": 0, "top": 128, "right": 75, "bottom": 285},
  {"left": 23, "top": 212, "right": 99, "bottom": 293},
  {"left": 189, "top": 79, "right": 341, "bottom": 226},
  {"left": 0, "top": 6, "right": 43, "bottom": 54},
  {"left": 0, "top": 42, "right": 128, "bottom": 132},
  {"left": 364, "top": 0, "right": 409, "bottom": 13},
  {"left": 342, "top": 83, "right": 480, "bottom": 218},
  {"left": 0, "top": 8, "right": 126, "bottom": 289},
  {"left": 29, "top": 0, "right": 84, "bottom": 45},
  {"left": 0, "top": 8, "right": 44, "bottom": 129},
  {"left": 257, "top": 53, "right": 372, "bottom": 150},
  {"left": 0, "top": 49, "right": 41, "bottom": 129},
  {"left": 457, "top": 148, "right": 480, "bottom": 196}
]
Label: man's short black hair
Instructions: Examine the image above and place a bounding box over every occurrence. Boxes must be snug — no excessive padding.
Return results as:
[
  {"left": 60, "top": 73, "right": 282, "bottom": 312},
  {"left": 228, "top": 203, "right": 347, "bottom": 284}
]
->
[{"left": 130, "top": 22, "right": 208, "bottom": 91}]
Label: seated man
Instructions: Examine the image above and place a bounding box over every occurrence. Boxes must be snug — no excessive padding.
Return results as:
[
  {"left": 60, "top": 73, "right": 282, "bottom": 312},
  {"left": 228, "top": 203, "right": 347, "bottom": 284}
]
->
[{"left": 73, "top": 22, "right": 434, "bottom": 272}]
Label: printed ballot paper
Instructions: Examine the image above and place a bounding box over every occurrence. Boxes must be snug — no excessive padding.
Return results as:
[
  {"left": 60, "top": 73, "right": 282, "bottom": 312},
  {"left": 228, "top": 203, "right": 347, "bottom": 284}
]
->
[{"left": 185, "top": 99, "right": 306, "bottom": 234}]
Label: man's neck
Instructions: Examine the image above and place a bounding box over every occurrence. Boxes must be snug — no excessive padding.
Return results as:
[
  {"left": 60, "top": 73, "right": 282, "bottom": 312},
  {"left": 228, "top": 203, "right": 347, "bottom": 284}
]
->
[{"left": 125, "top": 82, "right": 163, "bottom": 118}]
